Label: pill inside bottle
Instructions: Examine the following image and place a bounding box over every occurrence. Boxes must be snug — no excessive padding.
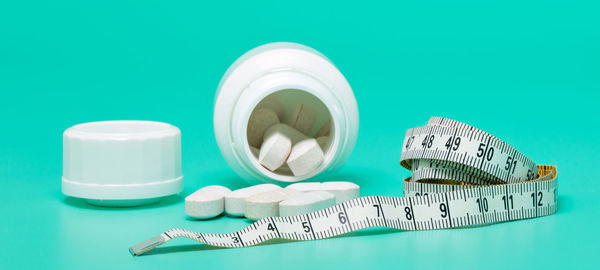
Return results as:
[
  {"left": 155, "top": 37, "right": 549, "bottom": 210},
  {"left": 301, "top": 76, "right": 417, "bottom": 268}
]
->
[
  {"left": 213, "top": 42, "right": 358, "bottom": 184},
  {"left": 248, "top": 90, "right": 333, "bottom": 178}
]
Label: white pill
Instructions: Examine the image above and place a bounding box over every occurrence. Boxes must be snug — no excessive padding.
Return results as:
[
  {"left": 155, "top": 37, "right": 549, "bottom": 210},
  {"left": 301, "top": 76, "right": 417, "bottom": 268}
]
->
[
  {"left": 286, "top": 182, "right": 360, "bottom": 204},
  {"left": 245, "top": 188, "right": 304, "bottom": 220},
  {"left": 316, "top": 136, "right": 329, "bottom": 151},
  {"left": 247, "top": 108, "right": 280, "bottom": 148},
  {"left": 259, "top": 129, "right": 292, "bottom": 171},
  {"left": 314, "top": 118, "right": 331, "bottom": 137},
  {"left": 250, "top": 146, "right": 260, "bottom": 158},
  {"left": 255, "top": 95, "right": 286, "bottom": 120},
  {"left": 286, "top": 182, "right": 321, "bottom": 192},
  {"left": 225, "top": 184, "right": 281, "bottom": 216},
  {"left": 264, "top": 123, "right": 308, "bottom": 145},
  {"left": 279, "top": 191, "right": 336, "bottom": 217},
  {"left": 185, "top": 185, "right": 232, "bottom": 219},
  {"left": 321, "top": 181, "right": 360, "bottom": 203},
  {"left": 286, "top": 138, "right": 324, "bottom": 176},
  {"left": 287, "top": 104, "right": 316, "bottom": 135}
]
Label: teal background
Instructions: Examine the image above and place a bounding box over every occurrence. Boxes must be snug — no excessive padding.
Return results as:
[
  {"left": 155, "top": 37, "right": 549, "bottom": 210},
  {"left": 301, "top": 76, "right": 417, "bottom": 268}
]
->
[{"left": 1, "top": 1, "right": 598, "bottom": 269}]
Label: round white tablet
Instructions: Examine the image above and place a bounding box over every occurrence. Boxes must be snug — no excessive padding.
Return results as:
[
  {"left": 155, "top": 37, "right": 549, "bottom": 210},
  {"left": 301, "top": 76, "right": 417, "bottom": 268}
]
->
[
  {"left": 279, "top": 191, "right": 336, "bottom": 217},
  {"left": 286, "top": 138, "right": 324, "bottom": 176},
  {"left": 321, "top": 181, "right": 360, "bottom": 203},
  {"left": 288, "top": 104, "right": 316, "bottom": 135},
  {"left": 285, "top": 182, "right": 322, "bottom": 192},
  {"left": 225, "top": 184, "right": 282, "bottom": 216},
  {"left": 264, "top": 124, "right": 308, "bottom": 145},
  {"left": 259, "top": 129, "right": 292, "bottom": 171},
  {"left": 245, "top": 188, "right": 304, "bottom": 219},
  {"left": 185, "top": 185, "right": 232, "bottom": 219}
]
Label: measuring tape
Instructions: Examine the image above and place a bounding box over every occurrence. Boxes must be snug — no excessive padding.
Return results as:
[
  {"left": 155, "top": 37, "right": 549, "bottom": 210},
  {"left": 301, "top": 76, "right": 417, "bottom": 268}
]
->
[{"left": 130, "top": 117, "right": 558, "bottom": 256}]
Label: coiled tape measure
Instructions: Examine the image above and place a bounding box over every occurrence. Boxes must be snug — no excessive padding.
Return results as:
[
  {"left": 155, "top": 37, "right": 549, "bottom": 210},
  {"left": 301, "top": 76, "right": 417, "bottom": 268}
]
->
[{"left": 130, "top": 117, "right": 558, "bottom": 256}]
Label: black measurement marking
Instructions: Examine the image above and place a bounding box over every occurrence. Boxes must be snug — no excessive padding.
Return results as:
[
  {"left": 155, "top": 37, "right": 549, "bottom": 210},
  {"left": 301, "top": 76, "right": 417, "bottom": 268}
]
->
[
  {"left": 477, "top": 188, "right": 487, "bottom": 223},
  {"left": 375, "top": 197, "right": 388, "bottom": 227},
  {"left": 305, "top": 217, "right": 317, "bottom": 239},
  {"left": 408, "top": 197, "right": 417, "bottom": 230},
  {"left": 477, "top": 136, "right": 492, "bottom": 169},
  {"left": 197, "top": 233, "right": 207, "bottom": 243},
  {"left": 269, "top": 217, "right": 281, "bottom": 238},
  {"left": 443, "top": 193, "right": 453, "bottom": 227},
  {"left": 341, "top": 203, "right": 353, "bottom": 231},
  {"left": 235, "top": 232, "right": 244, "bottom": 246}
]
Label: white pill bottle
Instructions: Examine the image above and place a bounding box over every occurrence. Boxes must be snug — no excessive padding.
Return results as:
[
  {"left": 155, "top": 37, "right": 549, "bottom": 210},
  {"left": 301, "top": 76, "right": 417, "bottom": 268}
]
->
[{"left": 214, "top": 42, "right": 359, "bottom": 185}]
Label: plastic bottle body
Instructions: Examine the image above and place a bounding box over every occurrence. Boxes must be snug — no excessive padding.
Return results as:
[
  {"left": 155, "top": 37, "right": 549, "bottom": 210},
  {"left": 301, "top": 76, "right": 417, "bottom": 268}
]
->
[{"left": 214, "top": 42, "right": 358, "bottom": 184}]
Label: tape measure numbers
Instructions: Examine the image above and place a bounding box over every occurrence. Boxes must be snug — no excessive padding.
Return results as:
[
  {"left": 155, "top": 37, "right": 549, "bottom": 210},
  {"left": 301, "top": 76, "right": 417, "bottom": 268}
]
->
[
  {"left": 130, "top": 117, "right": 558, "bottom": 256},
  {"left": 401, "top": 117, "right": 537, "bottom": 185}
]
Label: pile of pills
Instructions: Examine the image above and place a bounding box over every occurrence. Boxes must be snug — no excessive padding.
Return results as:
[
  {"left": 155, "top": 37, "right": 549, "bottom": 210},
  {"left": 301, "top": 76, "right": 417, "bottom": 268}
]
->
[
  {"left": 185, "top": 181, "right": 359, "bottom": 220},
  {"left": 248, "top": 96, "right": 331, "bottom": 176}
]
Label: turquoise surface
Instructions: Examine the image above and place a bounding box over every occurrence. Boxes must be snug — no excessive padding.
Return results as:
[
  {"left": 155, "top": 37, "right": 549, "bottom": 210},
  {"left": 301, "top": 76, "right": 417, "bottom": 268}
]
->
[{"left": 1, "top": 1, "right": 598, "bottom": 269}]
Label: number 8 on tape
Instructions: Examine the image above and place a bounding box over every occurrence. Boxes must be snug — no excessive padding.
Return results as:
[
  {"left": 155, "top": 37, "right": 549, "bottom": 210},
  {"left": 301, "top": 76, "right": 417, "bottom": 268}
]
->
[{"left": 129, "top": 117, "right": 557, "bottom": 256}]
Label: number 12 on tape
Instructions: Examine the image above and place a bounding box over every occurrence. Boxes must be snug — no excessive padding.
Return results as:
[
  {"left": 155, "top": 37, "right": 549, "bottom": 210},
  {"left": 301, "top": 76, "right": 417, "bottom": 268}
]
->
[{"left": 129, "top": 117, "right": 557, "bottom": 256}]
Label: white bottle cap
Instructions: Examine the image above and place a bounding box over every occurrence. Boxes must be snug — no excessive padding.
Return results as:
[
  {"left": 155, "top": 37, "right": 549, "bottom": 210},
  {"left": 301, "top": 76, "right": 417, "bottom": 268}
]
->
[{"left": 62, "top": 121, "right": 183, "bottom": 207}]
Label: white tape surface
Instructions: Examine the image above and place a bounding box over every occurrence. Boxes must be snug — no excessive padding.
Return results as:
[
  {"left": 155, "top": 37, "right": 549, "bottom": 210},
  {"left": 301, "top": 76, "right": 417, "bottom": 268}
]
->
[{"left": 130, "top": 117, "right": 557, "bottom": 256}]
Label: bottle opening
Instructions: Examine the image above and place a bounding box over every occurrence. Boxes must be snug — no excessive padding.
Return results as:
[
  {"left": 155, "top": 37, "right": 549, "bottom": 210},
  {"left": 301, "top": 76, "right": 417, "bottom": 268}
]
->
[{"left": 246, "top": 89, "right": 334, "bottom": 179}]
